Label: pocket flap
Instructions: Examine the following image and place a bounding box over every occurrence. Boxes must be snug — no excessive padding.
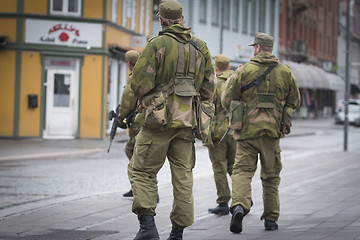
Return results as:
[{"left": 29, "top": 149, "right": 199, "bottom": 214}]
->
[{"left": 174, "top": 77, "right": 197, "bottom": 96}]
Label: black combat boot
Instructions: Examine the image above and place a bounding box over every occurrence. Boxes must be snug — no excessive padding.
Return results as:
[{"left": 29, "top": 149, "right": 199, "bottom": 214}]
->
[
  {"left": 230, "top": 205, "right": 244, "bottom": 233},
  {"left": 167, "top": 226, "right": 183, "bottom": 240},
  {"left": 208, "top": 203, "right": 229, "bottom": 215},
  {"left": 133, "top": 215, "right": 159, "bottom": 240},
  {"left": 123, "top": 189, "right": 133, "bottom": 197},
  {"left": 264, "top": 219, "right": 278, "bottom": 230}
]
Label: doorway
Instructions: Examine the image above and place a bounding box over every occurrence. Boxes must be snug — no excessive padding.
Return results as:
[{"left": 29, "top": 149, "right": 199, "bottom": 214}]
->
[{"left": 43, "top": 68, "right": 78, "bottom": 138}]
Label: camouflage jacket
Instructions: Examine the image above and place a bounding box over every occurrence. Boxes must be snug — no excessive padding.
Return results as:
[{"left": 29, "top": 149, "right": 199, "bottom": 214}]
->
[
  {"left": 212, "top": 69, "right": 234, "bottom": 140},
  {"left": 221, "top": 52, "right": 300, "bottom": 140},
  {"left": 118, "top": 73, "right": 140, "bottom": 136},
  {"left": 127, "top": 24, "right": 215, "bottom": 129}
]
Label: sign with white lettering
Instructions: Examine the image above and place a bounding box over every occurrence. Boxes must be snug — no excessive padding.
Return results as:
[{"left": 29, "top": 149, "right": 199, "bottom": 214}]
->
[{"left": 25, "top": 19, "right": 102, "bottom": 48}]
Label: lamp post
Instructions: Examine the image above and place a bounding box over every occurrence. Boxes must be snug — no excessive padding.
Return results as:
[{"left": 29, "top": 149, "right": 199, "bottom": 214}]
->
[{"left": 344, "top": 0, "right": 350, "bottom": 151}]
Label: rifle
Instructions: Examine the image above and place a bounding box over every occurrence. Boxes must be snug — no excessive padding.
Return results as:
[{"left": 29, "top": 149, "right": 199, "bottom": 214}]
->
[
  {"left": 107, "top": 105, "right": 137, "bottom": 153},
  {"left": 107, "top": 104, "right": 120, "bottom": 153}
]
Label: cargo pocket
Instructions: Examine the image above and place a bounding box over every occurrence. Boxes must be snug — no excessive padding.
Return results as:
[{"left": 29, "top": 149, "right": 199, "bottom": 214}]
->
[
  {"left": 173, "top": 77, "right": 197, "bottom": 97},
  {"left": 196, "top": 100, "right": 215, "bottom": 143},
  {"left": 229, "top": 100, "right": 246, "bottom": 130},
  {"left": 133, "top": 137, "right": 152, "bottom": 170},
  {"left": 143, "top": 92, "right": 168, "bottom": 128}
]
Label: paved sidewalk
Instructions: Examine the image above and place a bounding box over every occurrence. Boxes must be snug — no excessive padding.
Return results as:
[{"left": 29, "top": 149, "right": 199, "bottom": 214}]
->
[{"left": 0, "top": 119, "right": 359, "bottom": 240}]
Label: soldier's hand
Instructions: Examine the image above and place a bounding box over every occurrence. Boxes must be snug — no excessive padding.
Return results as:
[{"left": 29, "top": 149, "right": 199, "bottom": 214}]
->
[{"left": 118, "top": 121, "right": 127, "bottom": 129}]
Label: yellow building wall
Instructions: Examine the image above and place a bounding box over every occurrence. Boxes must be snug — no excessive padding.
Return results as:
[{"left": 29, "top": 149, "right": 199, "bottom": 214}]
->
[
  {"left": 106, "top": 0, "right": 111, "bottom": 21},
  {"left": 0, "top": 18, "right": 17, "bottom": 43},
  {"left": 24, "top": 0, "right": 47, "bottom": 14},
  {"left": 18, "top": 52, "right": 42, "bottom": 137},
  {"left": 106, "top": 25, "right": 144, "bottom": 52},
  {"left": 0, "top": 51, "right": 16, "bottom": 136},
  {"left": 83, "top": 0, "right": 103, "bottom": 19},
  {"left": 0, "top": 1, "right": 17, "bottom": 12},
  {"left": 102, "top": 57, "right": 108, "bottom": 139},
  {"left": 80, "top": 55, "right": 103, "bottom": 138}
]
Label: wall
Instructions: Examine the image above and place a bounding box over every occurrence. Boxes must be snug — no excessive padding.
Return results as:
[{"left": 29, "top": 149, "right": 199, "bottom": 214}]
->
[
  {"left": 80, "top": 55, "right": 104, "bottom": 138},
  {"left": 0, "top": 51, "right": 16, "bottom": 136},
  {"left": 19, "top": 52, "right": 42, "bottom": 136}
]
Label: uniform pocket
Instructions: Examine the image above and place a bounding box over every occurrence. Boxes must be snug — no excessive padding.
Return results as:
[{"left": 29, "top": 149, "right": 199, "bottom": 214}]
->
[
  {"left": 173, "top": 77, "right": 197, "bottom": 96},
  {"left": 229, "top": 100, "right": 246, "bottom": 130},
  {"left": 257, "top": 93, "right": 276, "bottom": 109},
  {"left": 143, "top": 92, "right": 168, "bottom": 128},
  {"left": 196, "top": 100, "right": 215, "bottom": 143},
  {"left": 133, "top": 136, "right": 152, "bottom": 170}
]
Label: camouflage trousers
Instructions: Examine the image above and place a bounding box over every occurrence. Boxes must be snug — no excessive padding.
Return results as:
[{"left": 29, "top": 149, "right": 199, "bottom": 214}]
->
[
  {"left": 231, "top": 135, "right": 282, "bottom": 222},
  {"left": 207, "top": 134, "right": 236, "bottom": 204},
  {"left": 128, "top": 127, "right": 195, "bottom": 229}
]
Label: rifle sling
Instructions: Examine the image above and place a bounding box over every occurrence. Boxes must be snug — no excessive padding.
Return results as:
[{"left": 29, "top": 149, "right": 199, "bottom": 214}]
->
[{"left": 241, "top": 64, "right": 277, "bottom": 93}]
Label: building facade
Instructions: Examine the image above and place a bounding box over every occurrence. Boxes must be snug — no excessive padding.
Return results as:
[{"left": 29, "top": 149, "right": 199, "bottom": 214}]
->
[
  {"left": 0, "top": 0, "right": 153, "bottom": 139},
  {"left": 338, "top": 0, "right": 360, "bottom": 99},
  {"left": 279, "top": 0, "right": 344, "bottom": 118},
  {"left": 153, "top": 0, "right": 280, "bottom": 69}
]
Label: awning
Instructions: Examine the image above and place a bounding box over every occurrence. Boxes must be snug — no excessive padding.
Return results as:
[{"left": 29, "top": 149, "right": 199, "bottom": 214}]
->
[
  {"left": 283, "top": 60, "right": 345, "bottom": 91},
  {"left": 351, "top": 84, "right": 360, "bottom": 94}
]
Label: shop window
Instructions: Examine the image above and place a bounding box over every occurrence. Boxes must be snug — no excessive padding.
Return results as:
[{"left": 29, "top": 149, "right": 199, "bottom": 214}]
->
[{"left": 50, "top": 0, "right": 81, "bottom": 16}]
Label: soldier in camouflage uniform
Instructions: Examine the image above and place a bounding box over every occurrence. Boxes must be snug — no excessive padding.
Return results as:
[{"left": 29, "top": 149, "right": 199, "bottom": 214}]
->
[
  {"left": 207, "top": 54, "right": 236, "bottom": 216},
  {"left": 118, "top": 50, "right": 140, "bottom": 198},
  {"left": 221, "top": 32, "right": 300, "bottom": 233},
  {"left": 120, "top": 1, "right": 215, "bottom": 239}
]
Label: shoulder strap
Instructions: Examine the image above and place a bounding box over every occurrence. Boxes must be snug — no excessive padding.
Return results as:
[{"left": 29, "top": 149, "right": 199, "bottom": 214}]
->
[{"left": 241, "top": 64, "right": 278, "bottom": 93}]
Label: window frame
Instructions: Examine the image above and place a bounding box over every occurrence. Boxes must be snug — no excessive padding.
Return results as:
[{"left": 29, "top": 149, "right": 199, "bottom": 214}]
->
[
  {"left": 232, "top": 0, "right": 240, "bottom": 32},
  {"left": 212, "top": 0, "right": 220, "bottom": 27},
  {"left": 199, "top": 0, "right": 207, "bottom": 24},
  {"left": 50, "top": 0, "right": 82, "bottom": 17}
]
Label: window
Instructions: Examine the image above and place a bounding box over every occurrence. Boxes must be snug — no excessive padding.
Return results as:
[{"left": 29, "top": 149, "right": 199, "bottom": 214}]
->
[
  {"left": 233, "top": 0, "right": 240, "bottom": 32},
  {"left": 122, "top": 0, "right": 136, "bottom": 30},
  {"left": 212, "top": 0, "right": 220, "bottom": 26},
  {"left": 250, "top": 0, "right": 256, "bottom": 35},
  {"left": 223, "top": 0, "right": 230, "bottom": 29},
  {"left": 269, "top": 0, "right": 276, "bottom": 36},
  {"left": 111, "top": 0, "right": 118, "bottom": 23},
  {"left": 50, "top": 0, "right": 81, "bottom": 16},
  {"left": 258, "top": 0, "right": 266, "bottom": 32},
  {"left": 199, "top": 0, "right": 207, "bottom": 24},
  {"left": 242, "top": 0, "right": 249, "bottom": 34}
]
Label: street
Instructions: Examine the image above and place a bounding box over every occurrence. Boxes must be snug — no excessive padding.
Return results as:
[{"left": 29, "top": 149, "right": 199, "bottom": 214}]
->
[{"left": 0, "top": 118, "right": 360, "bottom": 239}]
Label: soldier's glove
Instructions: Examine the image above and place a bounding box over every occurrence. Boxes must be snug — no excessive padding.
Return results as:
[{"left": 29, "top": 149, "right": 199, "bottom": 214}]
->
[
  {"left": 281, "top": 107, "right": 294, "bottom": 135},
  {"left": 117, "top": 119, "right": 127, "bottom": 129}
]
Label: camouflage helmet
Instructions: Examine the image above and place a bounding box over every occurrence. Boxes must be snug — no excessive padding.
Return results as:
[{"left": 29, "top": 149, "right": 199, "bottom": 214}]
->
[{"left": 125, "top": 50, "right": 140, "bottom": 66}]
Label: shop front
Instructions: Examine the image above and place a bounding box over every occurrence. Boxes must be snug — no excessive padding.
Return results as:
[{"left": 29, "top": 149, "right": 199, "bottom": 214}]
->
[{"left": 284, "top": 60, "right": 345, "bottom": 119}]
